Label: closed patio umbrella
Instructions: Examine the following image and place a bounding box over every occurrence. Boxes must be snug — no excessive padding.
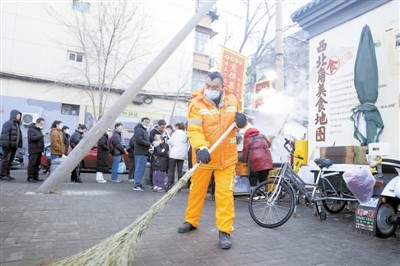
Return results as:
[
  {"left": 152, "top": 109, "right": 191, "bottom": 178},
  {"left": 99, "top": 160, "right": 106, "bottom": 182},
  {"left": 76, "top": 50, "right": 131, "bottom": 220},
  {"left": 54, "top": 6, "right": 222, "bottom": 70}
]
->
[{"left": 350, "top": 24, "right": 384, "bottom": 146}]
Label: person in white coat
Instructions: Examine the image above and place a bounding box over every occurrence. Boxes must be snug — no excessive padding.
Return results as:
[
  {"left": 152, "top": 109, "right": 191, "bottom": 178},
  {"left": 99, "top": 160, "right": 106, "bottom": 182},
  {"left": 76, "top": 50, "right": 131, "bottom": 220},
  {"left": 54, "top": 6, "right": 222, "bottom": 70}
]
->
[{"left": 166, "top": 122, "right": 188, "bottom": 190}]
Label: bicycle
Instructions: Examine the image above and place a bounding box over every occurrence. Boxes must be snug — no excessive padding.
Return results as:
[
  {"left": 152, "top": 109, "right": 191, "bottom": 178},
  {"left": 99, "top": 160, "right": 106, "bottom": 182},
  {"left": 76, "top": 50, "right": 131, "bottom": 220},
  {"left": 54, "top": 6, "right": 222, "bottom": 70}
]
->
[{"left": 248, "top": 138, "right": 358, "bottom": 228}]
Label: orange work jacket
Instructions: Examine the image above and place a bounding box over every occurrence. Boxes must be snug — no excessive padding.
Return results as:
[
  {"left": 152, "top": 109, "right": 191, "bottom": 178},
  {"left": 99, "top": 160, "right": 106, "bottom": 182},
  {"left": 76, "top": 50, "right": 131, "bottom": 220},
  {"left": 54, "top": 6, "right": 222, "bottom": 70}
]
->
[{"left": 187, "top": 88, "right": 240, "bottom": 169}]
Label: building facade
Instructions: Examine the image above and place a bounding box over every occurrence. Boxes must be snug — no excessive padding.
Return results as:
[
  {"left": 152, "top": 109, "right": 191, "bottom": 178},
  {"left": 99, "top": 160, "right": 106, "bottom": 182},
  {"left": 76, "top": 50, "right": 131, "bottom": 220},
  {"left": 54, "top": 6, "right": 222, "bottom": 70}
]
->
[
  {"left": 1, "top": 0, "right": 217, "bottom": 149},
  {"left": 292, "top": 0, "right": 400, "bottom": 158}
]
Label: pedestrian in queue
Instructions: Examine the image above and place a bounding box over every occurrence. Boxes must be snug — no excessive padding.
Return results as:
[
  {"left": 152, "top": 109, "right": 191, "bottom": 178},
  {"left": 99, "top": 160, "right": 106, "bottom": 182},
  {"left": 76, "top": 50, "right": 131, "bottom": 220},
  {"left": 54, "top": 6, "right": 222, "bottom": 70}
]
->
[
  {"left": 95, "top": 128, "right": 111, "bottom": 183},
  {"left": 62, "top": 126, "right": 70, "bottom": 156},
  {"left": 110, "top": 123, "right": 126, "bottom": 183},
  {"left": 27, "top": 118, "right": 45, "bottom": 182},
  {"left": 0, "top": 109, "right": 23, "bottom": 181},
  {"left": 132, "top": 117, "right": 152, "bottom": 191},
  {"left": 164, "top": 124, "right": 174, "bottom": 140},
  {"left": 151, "top": 136, "right": 169, "bottom": 192},
  {"left": 148, "top": 119, "right": 167, "bottom": 188},
  {"left": 127, "top": 133, "right": 135, "bottom": 182},
  {"left": 166, "top": 122, "right": 188, "bottom": 191},
  {"left": 177, "top": 71, "right": 247, "bottom": 250},
  {"left": 50, "top": 120, "right": 65, "bottom": 160},
  {"left": 241, "top": 127, "right": 273, "bottom": 193},
  {"left": 69, "top": 124, "right": 87, "bottom": 183}
]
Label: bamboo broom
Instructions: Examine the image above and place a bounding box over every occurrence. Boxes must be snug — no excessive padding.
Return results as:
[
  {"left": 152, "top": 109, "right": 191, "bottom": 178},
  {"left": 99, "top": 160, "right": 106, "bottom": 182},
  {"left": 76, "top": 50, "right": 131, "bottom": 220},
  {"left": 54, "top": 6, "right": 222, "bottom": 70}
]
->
[{"left": 44, "top": 122, "right": 237, "bottom": 266}]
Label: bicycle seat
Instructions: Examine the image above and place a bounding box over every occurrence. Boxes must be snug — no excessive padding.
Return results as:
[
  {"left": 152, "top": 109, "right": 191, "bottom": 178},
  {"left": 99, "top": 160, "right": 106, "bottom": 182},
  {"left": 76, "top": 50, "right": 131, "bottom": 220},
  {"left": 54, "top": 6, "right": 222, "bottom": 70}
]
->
[{"left": 314, "top": 158, "right": 333, "bottom": 169}]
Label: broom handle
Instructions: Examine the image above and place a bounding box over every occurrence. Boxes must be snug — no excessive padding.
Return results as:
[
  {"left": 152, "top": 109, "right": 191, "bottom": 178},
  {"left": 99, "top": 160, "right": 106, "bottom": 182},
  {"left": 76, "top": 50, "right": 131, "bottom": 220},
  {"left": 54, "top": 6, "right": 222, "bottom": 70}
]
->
[{"left": 208, "top": 122, "right": 237, "bottom": 154}]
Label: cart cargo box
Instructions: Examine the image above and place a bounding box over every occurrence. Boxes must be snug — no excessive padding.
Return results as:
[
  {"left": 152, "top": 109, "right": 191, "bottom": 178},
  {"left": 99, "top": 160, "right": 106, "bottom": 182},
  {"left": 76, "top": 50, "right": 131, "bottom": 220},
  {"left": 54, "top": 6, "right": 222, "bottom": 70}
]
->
[{"left": 320, "top": 146, "right": 367, "bottom": 165}]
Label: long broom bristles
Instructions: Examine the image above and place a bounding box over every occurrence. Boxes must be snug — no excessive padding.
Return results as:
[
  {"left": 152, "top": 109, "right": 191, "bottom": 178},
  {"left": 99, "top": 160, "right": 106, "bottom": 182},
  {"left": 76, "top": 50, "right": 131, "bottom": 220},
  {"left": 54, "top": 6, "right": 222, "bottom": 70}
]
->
[{"left": 43, "top": 165, "right": 198, "bottom": 266}]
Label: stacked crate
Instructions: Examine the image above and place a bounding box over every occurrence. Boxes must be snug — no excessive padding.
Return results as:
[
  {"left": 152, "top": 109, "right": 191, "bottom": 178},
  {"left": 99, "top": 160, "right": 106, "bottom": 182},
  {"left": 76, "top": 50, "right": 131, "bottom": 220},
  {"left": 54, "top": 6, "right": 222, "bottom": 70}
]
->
[{"left": 319, "top": 146, "right": 368, "bottom": 165}]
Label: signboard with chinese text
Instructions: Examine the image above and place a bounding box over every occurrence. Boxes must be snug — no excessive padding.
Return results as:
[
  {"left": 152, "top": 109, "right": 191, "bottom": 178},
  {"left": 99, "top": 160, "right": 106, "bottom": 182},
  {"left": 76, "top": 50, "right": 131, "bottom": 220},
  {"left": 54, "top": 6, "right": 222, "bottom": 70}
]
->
[
  {"left": 218, "top": 46, "right": 248, "bottom": 110},
  {"left": 354, "top": 199, "right": 380, "bottom": 235},
  {"left": 307, "top": 1, "right": 399, "bottom": 158}
]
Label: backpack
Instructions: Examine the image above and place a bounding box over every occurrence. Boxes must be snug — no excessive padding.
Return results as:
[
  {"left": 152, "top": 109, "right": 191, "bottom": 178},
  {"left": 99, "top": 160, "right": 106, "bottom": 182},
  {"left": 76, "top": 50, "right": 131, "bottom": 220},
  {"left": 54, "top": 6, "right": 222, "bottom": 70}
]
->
[{"left": 247, "top": 135, "right": 272, "bottom": 171}]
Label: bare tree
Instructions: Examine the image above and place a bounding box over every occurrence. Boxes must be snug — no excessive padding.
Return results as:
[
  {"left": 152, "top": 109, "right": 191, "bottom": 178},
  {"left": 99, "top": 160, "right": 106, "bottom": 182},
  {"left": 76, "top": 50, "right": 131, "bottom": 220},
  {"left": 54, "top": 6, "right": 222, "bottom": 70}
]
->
[
  {"left": 221, "top": 1, "right": 308, "bottom": 111},
  {"left": 222, "top": 0, "right": 275, "bottom": 108},
  {"left": 237, "top": 0, "right": 275, "bottom": 55},
  {"left": 48, "top": 0, "right": 149, "bottom": 122}
]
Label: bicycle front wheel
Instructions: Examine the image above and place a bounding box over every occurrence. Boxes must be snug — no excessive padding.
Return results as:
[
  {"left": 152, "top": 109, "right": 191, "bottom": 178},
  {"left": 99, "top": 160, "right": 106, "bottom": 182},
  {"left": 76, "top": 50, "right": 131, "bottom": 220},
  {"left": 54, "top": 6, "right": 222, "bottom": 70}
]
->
[{"left": 248, "top": 179, "right": 295, "bottom": 228}]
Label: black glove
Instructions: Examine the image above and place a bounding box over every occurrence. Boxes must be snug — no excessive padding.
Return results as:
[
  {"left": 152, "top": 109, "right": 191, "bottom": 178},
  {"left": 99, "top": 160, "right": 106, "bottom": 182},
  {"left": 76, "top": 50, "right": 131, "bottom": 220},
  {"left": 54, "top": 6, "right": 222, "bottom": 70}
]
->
[
  {"left": 235, "top": 112, "right": 247, "bottom": 128},
  {"left": 196, "top": 148, "right": 211, "bottom": 164}
]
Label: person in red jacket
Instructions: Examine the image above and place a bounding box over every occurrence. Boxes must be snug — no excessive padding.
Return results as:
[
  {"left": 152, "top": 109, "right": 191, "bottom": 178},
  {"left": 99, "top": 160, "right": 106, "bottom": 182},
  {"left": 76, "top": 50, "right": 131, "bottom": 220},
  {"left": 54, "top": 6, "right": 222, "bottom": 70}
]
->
[{"left": 241, "top": 127, "right": 273, "bottom": 190}]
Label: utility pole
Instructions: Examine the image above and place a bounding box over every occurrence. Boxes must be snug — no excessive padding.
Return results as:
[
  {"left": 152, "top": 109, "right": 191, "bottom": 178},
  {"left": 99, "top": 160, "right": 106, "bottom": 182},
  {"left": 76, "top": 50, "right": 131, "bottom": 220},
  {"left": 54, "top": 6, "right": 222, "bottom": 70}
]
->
[{"left": 275, "top": 0, "right": 284, "bottom": 91}]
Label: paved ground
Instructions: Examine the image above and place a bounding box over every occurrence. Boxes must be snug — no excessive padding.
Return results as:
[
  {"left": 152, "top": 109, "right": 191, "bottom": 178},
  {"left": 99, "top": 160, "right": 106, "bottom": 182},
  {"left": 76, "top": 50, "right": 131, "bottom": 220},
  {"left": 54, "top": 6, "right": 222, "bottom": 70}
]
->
[{"left": 1, "top": 167, "right": 399, "bottom": 266}]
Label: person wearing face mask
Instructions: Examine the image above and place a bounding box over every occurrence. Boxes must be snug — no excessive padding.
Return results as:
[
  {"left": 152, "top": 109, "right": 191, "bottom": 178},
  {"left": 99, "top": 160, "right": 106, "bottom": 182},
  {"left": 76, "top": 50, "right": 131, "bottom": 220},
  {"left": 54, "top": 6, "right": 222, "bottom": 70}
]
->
[
  {"left": 62, "top": 126, "right": 70, "bottom": 156},
  {"left": 177, "top": 71, "right": 247, "bottom": 250},
  {"left": 132, "top": 117, "right": 152, "bottom": 191},
  {"left": 27, "top": 118, "right": 46, "bottom": 182},
  {"left": 110, "top": 123, "right": 126, "bottom": 182}
]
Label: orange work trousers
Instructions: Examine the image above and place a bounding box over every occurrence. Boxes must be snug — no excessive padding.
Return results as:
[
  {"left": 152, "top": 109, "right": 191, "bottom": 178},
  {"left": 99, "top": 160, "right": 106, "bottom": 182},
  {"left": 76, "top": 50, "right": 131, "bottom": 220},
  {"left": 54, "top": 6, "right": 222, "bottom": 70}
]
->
[{"left": 184, "top": 165, "right": 235, "bottom": 234}]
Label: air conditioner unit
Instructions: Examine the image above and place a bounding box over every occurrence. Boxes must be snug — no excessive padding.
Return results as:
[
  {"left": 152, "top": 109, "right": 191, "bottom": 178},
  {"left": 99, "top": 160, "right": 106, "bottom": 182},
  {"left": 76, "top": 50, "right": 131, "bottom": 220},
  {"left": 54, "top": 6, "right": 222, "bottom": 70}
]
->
[{"left": 21, "top": 112, "right": 40, "bottom": 126}]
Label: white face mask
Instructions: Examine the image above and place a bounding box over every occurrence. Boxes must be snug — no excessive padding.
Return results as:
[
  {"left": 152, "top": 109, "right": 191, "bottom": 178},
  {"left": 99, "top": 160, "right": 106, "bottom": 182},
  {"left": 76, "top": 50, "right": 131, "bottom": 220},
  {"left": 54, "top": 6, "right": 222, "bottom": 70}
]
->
[{"left": 204, "top": 89, "right": 221, "bottom": 100}]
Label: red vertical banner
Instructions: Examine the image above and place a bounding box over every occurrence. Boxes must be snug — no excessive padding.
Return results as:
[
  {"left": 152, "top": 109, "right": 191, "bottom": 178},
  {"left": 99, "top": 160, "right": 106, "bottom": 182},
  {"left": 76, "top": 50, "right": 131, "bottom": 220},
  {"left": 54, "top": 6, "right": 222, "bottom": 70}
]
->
[{"left": 218, "top": 46, "right": 248, "bottom": 110}]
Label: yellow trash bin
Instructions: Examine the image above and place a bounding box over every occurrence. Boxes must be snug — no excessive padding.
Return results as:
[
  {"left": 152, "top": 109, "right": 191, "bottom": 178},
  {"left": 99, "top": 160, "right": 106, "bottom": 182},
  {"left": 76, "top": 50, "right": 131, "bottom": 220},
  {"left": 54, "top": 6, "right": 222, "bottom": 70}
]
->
[{"left": 294, "top": 140, "right": 308, "bottom": 172}]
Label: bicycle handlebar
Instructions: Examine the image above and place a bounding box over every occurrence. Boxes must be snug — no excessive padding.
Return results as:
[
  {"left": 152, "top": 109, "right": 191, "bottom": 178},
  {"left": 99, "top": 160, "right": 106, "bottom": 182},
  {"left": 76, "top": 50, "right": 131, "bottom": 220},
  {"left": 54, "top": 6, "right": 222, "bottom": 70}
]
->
[
  {"left": 284, "top": 138, "right": 304, "bottom": 160},
  {"left": 284, "top": 138, "right": 294, "bottom": 153}
]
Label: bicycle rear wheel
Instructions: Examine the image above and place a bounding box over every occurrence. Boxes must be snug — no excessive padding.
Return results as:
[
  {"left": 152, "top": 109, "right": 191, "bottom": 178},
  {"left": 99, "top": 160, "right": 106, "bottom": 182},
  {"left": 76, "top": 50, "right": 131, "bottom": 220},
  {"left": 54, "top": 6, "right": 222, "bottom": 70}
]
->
[
  {"left": 248, "top": 179, "right": 295, "bottom": 228},
  {"left": 322, "top": 191, "right": 346, "bottom": 214}
]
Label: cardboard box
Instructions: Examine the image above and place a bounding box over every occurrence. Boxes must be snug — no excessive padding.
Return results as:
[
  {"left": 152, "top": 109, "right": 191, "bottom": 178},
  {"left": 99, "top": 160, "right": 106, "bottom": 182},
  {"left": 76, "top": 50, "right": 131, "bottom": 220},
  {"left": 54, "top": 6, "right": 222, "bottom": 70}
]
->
[{"left": 320, "top": 146, "right": 367, "bottom": 165}]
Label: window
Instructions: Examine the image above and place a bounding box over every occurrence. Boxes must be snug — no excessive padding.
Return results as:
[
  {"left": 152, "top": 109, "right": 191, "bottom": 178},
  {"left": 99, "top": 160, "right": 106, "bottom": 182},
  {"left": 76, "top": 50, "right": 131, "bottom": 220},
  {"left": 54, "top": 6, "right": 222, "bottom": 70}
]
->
[
  {"left": 61, "top": 104, "right": 80, "bottom": 116},
  {"left": 68, "top": 51, "right": 84, "bottom": 62},
  {"left": 72, "top": 0, "right": 90, "bottom": 13},
  {"left": 195, "top": 31, "right": 210, "bottom": 55}
]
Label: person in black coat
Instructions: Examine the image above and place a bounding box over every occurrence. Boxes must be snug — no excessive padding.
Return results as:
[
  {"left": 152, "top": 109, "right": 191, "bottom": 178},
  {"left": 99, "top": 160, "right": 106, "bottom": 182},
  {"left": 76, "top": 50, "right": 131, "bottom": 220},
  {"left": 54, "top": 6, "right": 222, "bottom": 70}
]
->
[
  {"left": 95, "top": 130, "right": 110, "bottom": 183},
  {"left": 62, "top": 126, "right": 70, "bottom": 156},
  {"left": 69, "top": 124, "right": 87, "bottom": 183},
  {"left": 110, "top": 123, "right": 126, "bottom": 182},
  {"left": 127, "top": 134, "right": 135, "bottom": 181},
  {"left": 149, "top": 119, "right": 167, "bottom": 187},
  {"left": 0, "top": 109, "right": 23, "bottom": 181},
  {"left": 151, "top": 136, "right": 169, "bottom": 192},
  {"left": 132, "top": 117, "right": 152, "bottom": 191},
  {"left": 27, "top": 118, "right": 45, "bottom": 182}
]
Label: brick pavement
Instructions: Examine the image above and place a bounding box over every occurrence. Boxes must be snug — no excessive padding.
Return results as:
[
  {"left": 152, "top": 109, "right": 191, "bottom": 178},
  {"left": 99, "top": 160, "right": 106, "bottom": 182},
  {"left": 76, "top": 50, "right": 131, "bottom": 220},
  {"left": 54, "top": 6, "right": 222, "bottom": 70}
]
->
[{"left": 0, "top": 168, "right": 399, "bottom": 266}]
